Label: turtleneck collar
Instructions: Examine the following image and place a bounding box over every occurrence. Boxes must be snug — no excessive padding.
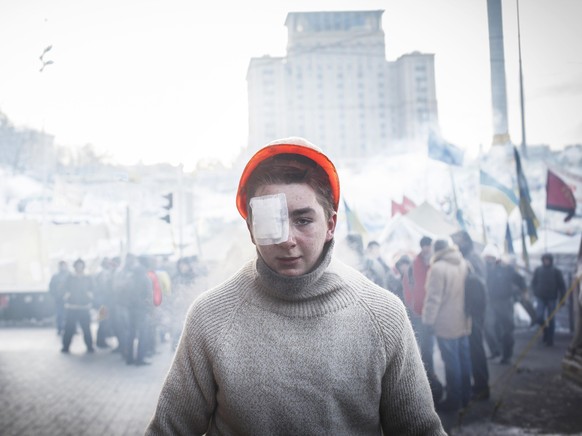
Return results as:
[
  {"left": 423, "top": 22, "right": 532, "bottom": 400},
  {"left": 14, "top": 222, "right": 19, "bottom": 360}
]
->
[{"left": 254, "top": 239, "right": 335, "bottom": 302}]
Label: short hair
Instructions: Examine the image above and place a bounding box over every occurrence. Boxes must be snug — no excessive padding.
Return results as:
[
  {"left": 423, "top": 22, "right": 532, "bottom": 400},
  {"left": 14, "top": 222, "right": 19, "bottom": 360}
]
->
[
  {"left": 244, "top": 154, "right": 335, "bottom": 220},
  {"left": 433, "top": 239, "right": 449, "bottom": 253},
  {"left": 451, "top": 230, "right": 473, "bottom": 253},
  {"left": 73, "top": 258, "right": 85, "bottom": 269},
  {"left": 420, "top": 236, "right": 432, "bottom": 248},
  {"left": 395, "top": 255, "right": 411, "bottom": 267}
]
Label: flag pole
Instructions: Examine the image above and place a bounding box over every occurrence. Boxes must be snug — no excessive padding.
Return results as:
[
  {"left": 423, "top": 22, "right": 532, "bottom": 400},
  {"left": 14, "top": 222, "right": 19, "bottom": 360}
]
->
[
  {"left": 517, "top": 0, "right": 528, "bottom": 158},
  {"left": 544, "top": 168, "right": 548, "bottom": 252},
  {"left": 521, "top": 221, "right": 529, "bottom": 270},
  {"left": 449, "top": 166, "right": 461, "bottom": 227},
  {"left": 478, "top": 161, "right": 487, "bottom": 244}
]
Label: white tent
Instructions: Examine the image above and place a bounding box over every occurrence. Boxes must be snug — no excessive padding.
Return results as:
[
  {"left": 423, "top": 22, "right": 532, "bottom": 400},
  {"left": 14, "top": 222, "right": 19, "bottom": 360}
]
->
[
  {"left": 377, "top": 202, "right": 461, "bottom": 263},
  {"left": 404, "top": 202, "right": 462, "bottom": 236}
]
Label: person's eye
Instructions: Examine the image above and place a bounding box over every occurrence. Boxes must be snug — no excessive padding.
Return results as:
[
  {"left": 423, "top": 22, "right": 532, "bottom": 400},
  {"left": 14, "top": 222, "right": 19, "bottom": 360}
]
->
[{"left": 294, "top": 217, "right": 312, "bottom": 226}]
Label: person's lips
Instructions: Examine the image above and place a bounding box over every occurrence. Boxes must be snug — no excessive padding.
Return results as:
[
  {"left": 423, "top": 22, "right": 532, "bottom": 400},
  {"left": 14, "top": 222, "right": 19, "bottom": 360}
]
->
[{"left": 277, "top": 256, "right": 300, "bottom": 264}]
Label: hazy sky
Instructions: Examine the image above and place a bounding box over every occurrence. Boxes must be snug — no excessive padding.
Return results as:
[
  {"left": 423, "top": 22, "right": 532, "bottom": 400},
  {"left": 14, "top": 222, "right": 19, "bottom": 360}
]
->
[{"left": 1, "top": 0, "right": 580, "bottom": 169}]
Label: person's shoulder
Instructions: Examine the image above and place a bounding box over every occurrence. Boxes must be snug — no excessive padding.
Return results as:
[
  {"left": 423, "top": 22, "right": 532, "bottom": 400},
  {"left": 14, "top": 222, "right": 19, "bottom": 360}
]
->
[
  {"left": 468, "top": 251, "right": 485, "bottom": 268},
  {"left": 412, "top": 253, "right": 424, "bottom": 265}
]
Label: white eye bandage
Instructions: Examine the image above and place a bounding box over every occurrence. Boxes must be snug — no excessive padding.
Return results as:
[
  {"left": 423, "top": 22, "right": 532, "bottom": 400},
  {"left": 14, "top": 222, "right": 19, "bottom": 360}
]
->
[{"left": 249, "top": 193, "right": 289, "bottom": 245}]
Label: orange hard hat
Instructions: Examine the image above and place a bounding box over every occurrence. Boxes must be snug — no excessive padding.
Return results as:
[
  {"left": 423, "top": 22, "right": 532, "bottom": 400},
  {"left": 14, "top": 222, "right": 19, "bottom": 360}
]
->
[{"left": 236, "top": 137, "right": 340, "bottom": 219}]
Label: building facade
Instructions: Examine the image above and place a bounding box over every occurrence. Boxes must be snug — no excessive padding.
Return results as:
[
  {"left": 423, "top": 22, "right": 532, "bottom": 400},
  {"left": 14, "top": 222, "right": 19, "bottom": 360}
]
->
[{"left": 247, "top": 10, "right": 439, "bottom": 161}]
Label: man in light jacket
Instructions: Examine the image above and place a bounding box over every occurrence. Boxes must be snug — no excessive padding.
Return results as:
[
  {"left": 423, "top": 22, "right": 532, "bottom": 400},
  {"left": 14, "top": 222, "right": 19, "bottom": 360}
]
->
[{"left": 423, "top": 239, "right": 472, "bottom": 413}]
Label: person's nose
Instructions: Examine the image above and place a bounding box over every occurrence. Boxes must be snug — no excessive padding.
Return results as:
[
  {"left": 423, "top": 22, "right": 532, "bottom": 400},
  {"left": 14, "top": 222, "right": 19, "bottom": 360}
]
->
[{"left": 278, "top": 227, "right": 297, "bottom": 249}]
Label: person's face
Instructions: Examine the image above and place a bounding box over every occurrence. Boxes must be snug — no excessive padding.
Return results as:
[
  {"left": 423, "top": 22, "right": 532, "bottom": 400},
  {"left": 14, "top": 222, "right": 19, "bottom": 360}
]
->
[
  {"left": 249, "top": 183, "right": 336, "bottom": 277},
  {"left": 367, "top": 245, "right": 380, "bottom": 258},
  {"left": 421, "top": 244, "right": 432, "bottom": 257},
  {"left": 74, "top": 262, "right": 85, "bottom": 274}
]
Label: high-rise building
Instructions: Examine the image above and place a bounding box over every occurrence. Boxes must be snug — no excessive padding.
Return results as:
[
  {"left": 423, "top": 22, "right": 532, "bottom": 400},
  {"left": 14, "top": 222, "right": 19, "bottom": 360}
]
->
[{"left": 246, "top": 10, "right": 439, "bottom": 162}]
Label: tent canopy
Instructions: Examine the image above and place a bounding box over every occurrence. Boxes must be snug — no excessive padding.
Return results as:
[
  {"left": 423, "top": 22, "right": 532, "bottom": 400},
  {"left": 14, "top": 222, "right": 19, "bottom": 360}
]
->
[{"left": 377, "top": 202, "right": 461, "bottom": 263}]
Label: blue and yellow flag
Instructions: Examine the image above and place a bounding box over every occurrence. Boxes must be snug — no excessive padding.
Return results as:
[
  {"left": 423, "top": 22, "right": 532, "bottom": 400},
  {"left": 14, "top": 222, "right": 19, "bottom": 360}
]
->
[
  {"left": 513, "top": 146, "right": 539, "bottom": 244},
  {"left": 480, "top": 170, "right": 519, "bottom": 215},
  {"left": 343, "top": 199, "right": 368, "bottom": 236}
]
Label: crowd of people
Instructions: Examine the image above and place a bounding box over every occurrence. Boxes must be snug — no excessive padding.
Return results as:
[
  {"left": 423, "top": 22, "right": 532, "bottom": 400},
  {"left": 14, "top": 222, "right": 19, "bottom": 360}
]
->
[
  {"left": 48, "top": 253, "right": 207, "bottom": 365},
  {"left": 46, "top": 136, "right": 571, "bottom": 433},
  {"left": 351, "top": 231, "right": 567, "bottom": 414}
]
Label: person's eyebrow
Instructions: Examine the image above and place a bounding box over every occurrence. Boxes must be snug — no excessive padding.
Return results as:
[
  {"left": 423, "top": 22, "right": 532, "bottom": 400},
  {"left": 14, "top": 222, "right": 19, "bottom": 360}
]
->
[{"left": 290, "top": 207, "right": 316, "bottom": 217}]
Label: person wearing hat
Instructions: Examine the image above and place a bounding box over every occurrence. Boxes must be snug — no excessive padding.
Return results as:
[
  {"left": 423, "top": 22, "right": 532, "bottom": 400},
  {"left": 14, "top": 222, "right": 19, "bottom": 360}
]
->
[{"left": 146, "top": 137, "right": 445, "bottom": 435}]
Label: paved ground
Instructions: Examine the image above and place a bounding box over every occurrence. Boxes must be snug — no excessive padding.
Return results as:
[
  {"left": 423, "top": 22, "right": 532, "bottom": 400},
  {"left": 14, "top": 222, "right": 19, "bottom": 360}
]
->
[
  {"left": 0, "top": 324, "right": 174, "bottom": 436},
  {"left": 1, "top": 322, "right": 581, "bottom": 435},
  {"left": 447, "top": 327, "right": 582, "bottom": 435}
]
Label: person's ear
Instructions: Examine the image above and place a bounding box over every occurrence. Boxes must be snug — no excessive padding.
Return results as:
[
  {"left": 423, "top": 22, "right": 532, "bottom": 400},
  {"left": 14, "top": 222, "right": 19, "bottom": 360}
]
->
[{"left": 325, "top": 212, "right": 337, "bottom": 242}]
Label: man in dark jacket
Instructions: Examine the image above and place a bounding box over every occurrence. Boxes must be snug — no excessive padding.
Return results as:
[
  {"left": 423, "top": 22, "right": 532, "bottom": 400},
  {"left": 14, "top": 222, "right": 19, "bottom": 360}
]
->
[
  {"left": 452, "top": 230, "right": 489, "bottom": 400},
  {"left": 125, "top": 255, "right": 153, "bottom": 365},
  {"left": 531, "top": 253, "right": 566, "bottom": 346},
  {"left": 483, "top": 245, "right": 527, "bottom": 364},
  {"left": 61, "top": 258, "right": 94, "bottom": 353},
  {"left": 49, "top": 260, "right": 70, "bottom": 335}
]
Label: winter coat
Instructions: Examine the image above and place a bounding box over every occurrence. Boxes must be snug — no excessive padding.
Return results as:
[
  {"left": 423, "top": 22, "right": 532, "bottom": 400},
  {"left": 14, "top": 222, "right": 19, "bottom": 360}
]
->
[
  {"left": 49, "top": 271, "right": 70, "bottom": 304},
  {"left": 486, "top": 262, "right": 526, "bottom": 303},
  {"left": 64, "top": 275, "right": 94, "bottom": 310},
  {"left": 531, "top": 264, "right": 566, "bottom": 300},
  {"left": 465, "top": 251, "right": 486, "bottom": 284},
  {"left": 422, "top": 247, "right": 471, "bottom": 339},
  {"left": 404, "top": 253, "right": 430, "bottom": 316}
]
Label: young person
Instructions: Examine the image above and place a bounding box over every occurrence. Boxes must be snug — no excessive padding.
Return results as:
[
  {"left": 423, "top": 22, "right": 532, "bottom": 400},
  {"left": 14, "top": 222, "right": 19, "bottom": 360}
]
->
[{"left": 146, "top": 137, "right": 444, "bottom": 435}]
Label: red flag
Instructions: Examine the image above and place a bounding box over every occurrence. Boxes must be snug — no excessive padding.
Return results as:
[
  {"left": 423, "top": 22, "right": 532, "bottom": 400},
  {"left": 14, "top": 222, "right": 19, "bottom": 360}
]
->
[
  {"left": 391, "top": 200, "right": 405, "bottom": 217},
  {"left": 402, "top": 196, "right": 417, "bottom": 213},
  {"left": 546, "top": 169, "right": 576, "bottom": 222}
]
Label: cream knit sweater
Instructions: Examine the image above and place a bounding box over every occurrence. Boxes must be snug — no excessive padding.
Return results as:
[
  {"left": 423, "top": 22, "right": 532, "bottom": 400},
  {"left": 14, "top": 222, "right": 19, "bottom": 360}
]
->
[{"left": 146, "top": 243, "right": 445, "bottom": 435}]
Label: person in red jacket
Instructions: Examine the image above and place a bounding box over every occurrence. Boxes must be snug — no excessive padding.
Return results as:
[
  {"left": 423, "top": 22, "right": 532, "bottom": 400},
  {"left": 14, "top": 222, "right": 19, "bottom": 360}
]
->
[{"left": 404, "top": 236, "right": 442, "bottom": 403}]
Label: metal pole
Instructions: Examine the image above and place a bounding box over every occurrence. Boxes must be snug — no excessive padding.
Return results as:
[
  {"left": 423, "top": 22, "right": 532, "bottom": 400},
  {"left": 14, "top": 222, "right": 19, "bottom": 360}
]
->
[
  {"left": 126, "top": 205, "right": 131, "bottom": 254},
  {"left": 517, "top": 0, "right": 528, "bottom": 158},
  {"left": 178, "top": 164, "right": 184, "bottom": 258},
  {"left": 487, "top": 0, "right": 511, "bottom": 145}
]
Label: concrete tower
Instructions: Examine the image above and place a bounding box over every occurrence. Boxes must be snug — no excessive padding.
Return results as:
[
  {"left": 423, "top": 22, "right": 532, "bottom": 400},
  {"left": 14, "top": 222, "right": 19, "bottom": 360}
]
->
[{"left": 487, "top": 0, "right": 511, "bottom": 146}]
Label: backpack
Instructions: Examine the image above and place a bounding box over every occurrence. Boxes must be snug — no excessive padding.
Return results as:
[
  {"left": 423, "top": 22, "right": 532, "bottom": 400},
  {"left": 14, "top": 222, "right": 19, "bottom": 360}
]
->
[{"left": 464, "top": 264, "right": 486, "bottom": 318}]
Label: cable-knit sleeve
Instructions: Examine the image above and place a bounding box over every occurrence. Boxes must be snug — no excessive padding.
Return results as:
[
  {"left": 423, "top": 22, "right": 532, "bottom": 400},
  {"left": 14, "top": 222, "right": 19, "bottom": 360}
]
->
[
  {"left": 377, "top": 297, "right": 446, "bottom": 435},
  {"left": 146, "top": 264, "right": 250, "bottom": 436},
  {"left": 145, "top": 293, "right": 218, "bottom": 435}
]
